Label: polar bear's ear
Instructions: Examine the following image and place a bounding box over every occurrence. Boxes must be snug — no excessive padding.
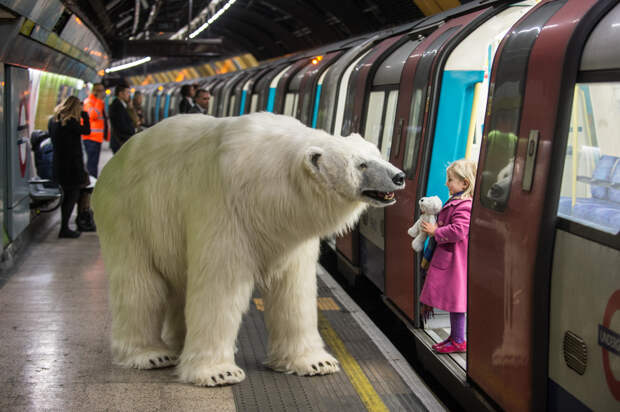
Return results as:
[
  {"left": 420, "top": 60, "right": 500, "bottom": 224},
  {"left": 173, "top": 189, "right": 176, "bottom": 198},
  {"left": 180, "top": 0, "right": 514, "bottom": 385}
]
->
[{"left": 304, "top": 146, "right": 324, "bottom": 173}]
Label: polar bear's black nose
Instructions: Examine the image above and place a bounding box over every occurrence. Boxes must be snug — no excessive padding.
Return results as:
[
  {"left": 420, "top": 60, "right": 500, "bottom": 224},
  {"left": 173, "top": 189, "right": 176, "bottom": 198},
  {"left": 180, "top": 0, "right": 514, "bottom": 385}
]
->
[{"left": 392, "top": 172, "right": 405, "bottom": 186}]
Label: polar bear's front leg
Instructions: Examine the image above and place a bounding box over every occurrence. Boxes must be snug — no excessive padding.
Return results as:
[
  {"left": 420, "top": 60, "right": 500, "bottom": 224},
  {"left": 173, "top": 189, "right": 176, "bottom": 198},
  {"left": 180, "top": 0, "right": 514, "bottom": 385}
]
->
[
  {"left": 107, "top": 242, "right": 178, "bottom": 370},
  {"left": 262, "top": 239, "right": 339, "bottom": 376},
  {"left": 177, "top": 259, "right": 254, "bottom": 387}
]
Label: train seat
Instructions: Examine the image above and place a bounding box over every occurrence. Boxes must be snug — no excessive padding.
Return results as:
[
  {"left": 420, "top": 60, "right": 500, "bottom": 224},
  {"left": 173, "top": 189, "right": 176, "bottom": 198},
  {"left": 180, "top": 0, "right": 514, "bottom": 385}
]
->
[
  {"left": 559, "top": 155, "right": 620, "bottom": 232},
  {"left": 29, "top": 130, "right": 62, "bottom": 212},
  {"left": 29, "top": 178, "right": 62, "bottom": 202}
]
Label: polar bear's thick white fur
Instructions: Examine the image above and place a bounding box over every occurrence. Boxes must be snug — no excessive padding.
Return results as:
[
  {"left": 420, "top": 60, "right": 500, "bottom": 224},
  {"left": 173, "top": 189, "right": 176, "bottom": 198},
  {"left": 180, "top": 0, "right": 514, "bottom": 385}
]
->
[
  {"left": 92, "top": 112, "right": 405, "bottom": 387},
  {"left": 407, "top": 196, "right": 442, "bottom": 252}
]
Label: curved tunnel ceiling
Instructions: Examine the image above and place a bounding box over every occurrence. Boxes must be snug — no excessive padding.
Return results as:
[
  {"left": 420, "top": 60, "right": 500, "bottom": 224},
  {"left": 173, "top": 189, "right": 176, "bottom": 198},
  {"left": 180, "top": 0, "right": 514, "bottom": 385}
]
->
[{"left": 65, "top": 0, "right": 473, "bottom": 77}]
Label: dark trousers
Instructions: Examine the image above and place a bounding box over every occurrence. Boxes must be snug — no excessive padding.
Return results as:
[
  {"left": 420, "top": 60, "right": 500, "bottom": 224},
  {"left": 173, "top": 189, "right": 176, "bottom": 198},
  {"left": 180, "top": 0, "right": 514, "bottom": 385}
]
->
[
  {"left": 60, "top": 187, "right": 81, "bottom": 231},
  {"left": 83, "top": 140, "right": 101, "bottom": 177}
]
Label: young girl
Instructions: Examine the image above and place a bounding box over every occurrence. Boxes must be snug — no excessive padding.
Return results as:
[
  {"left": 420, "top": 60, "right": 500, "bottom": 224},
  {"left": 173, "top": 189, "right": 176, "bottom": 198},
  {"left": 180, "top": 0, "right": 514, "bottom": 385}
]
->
[{"left": 420, "top": 159, "right": 477, "bottom": 353}]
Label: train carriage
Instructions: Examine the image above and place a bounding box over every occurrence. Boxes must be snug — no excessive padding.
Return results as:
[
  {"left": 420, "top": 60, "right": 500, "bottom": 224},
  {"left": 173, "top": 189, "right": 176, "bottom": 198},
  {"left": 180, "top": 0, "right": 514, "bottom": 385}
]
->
[{"left": 113, "top": 0, "right": 619, "bottom": 410}]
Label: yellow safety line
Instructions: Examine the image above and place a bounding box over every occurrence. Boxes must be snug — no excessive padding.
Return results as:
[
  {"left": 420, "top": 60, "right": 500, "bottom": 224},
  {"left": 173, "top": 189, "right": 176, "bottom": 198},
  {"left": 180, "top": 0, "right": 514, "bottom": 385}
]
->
[
  {"left": 318, "top": 312, "right": 389, "bottom": 412},
  {"left": 253, "top": 297, "right": 340, "bottom": 311}
]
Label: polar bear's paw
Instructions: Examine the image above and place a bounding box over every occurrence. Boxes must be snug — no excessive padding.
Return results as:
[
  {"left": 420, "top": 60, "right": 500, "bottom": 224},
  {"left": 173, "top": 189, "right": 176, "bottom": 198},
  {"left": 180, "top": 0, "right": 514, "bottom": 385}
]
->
[
  {"left": 119, "top": 348, "right": 179, "bottom": 370},
  {"left": 179, "top": 363, "right": 246, "bottom": 387},
  {"left": 269, "top": 350, "right": 340, "bottom": 376}
]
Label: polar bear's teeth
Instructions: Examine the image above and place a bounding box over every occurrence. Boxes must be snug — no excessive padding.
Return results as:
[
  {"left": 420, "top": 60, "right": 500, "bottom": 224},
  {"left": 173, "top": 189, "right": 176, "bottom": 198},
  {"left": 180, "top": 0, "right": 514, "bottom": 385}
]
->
[{"left": 384, "top": 192, "right": 395, "bottom": 200}]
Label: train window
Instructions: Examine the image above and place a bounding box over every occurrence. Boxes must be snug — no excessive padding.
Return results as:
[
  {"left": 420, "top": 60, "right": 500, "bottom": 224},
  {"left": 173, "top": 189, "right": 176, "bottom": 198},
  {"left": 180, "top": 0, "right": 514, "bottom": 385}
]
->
[
  {"left": 557, "top": 83, "right": 620, "bottom": 235},
  {"left": 334, "top": 50, "right": 372, "bottom": 136},
  {"left": 208, "top": 96, "right": 215, "bottom": 115},
  {"left": 403, "top": 89, "right": 422, "bottom": 178},
  {"left": 381, "top": 90, "right": 399, "bottom": 160},
  {"left": 250, "top": 94, "right": 258, "bottom": 113},
  {"left": 229, "top": 95, "right": 236, "bottom": 116},
  {"left": 283, "top": 93, "right": 299, "bottom": 117},
  {"left": 364, "top": 91, "right": 385, "bottom": 147}
]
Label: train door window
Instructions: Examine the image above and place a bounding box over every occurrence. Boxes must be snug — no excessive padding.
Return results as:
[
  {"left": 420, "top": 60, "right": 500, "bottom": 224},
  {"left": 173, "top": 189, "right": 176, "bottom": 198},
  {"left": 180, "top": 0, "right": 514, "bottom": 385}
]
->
[
  {"left": 403, "top": 89, "right": 423, "bottom": 178},
  {"left": 381, "top": 90, "right": 399, "bottom": 159},
  {"left": 229, "top": 95, "right": 236, "bottom": 116},
  {"left": 558, "top": 83, "right": 620, "bottom": 235},
  {"left": 169, "top": 95, "right": 178, "bottom": 117},
  {"left": 334, "top": 50, "right": 372, "bottom": 136},
  {"left": 363, "top": 91, "right": 385, "bottom": 147},
  {"left": 208, "top": 95, "right": 215, "bottom": 115},
  {"left": 283, "top": 93, "right": 299, "bottom": 117},
  {"left": 250, "top": 94, "right": 258, "bottom": 113},
  {"left": 361, "top": 89, "right": 399, "bottom": 160}
]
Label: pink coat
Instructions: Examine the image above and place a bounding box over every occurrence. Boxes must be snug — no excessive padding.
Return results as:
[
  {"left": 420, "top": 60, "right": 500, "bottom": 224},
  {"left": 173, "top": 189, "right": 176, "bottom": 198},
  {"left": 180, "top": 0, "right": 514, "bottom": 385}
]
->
[{"left": 419, "top": 197, "right": 471, "bottom": 313}]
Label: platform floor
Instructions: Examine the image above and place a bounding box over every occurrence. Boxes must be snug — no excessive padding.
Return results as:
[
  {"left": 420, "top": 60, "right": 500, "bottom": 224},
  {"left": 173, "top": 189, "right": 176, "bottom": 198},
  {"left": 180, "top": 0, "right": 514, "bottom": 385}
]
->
[{"left": 0, "top": 145, "right": 445, "bottom": 411}]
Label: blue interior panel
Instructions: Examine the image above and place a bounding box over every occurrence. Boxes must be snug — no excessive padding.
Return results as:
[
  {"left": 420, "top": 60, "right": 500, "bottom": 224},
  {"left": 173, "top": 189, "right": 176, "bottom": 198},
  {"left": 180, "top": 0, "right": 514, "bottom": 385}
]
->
[
  {"left": 311, "top": 84, "right": 322, "bottom": 128},
  {"left": 426, "top": 70, "right": 484, "bottom": 202},
  {"left": 267, "top": 88, "right": 276, "bottom": 112},
  {"left": 163, "top": 94, "right": 171, "bottom": 119},
  {"left": 240, "top": 90, "right": 247, "bottom": 115}
]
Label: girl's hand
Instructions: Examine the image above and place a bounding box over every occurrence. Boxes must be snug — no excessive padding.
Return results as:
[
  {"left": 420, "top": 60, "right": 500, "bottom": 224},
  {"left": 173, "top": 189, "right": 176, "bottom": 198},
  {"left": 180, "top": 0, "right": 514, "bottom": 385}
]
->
[{"left": 421, "top": 221, "right": 437, "bottom": 236}]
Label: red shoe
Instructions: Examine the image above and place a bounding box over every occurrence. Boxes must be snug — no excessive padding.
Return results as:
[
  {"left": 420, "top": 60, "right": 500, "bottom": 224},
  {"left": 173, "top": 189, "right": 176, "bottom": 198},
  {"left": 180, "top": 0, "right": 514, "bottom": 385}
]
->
[
  {"left": 432, "top": 338, "right": 451, "bottom": 351},
  {"left": 436, "top": 339, "right": 467, "bottom": 354}
]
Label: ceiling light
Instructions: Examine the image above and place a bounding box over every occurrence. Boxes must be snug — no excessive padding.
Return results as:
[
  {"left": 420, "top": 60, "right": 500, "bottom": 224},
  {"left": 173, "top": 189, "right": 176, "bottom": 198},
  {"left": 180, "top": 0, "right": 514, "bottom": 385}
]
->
[
  {"left": 189, "top": 0, "right": 237, "bottom": 39},
  {"left": 105, "top": 57, "right": 152, "bottom": 73}
]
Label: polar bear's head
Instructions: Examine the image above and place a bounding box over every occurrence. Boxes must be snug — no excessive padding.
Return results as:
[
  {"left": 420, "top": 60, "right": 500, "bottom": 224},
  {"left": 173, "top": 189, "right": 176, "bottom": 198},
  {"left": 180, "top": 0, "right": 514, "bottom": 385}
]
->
[
  {"left": 303, "top": 133, "right": 405, "bottom": 207},
  {"left": 419, "top": 196, "right": 442, "bottom": 215}
]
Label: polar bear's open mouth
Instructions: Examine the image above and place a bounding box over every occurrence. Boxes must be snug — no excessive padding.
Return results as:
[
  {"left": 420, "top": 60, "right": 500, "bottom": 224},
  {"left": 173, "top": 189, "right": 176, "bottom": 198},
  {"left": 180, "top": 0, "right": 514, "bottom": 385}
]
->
[{"left": 362, "top": 190, "right": 396, "bottom": 204}]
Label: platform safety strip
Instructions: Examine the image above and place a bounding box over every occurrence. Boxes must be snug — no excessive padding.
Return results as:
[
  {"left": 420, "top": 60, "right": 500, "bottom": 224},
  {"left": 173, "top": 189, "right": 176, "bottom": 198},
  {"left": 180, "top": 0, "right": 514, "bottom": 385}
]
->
[
  {"left": 318, "top": 312, "right": 390, "bottom": 412},
  {"left": 252, "top": 297, "right": 389, "bottom": 412}
]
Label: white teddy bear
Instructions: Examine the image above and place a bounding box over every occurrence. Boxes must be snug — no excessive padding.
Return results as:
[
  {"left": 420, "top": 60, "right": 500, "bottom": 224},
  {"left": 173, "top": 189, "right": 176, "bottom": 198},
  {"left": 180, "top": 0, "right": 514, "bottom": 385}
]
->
[{"left": 407, "top": 196, "right": 443, "bottom": 252}]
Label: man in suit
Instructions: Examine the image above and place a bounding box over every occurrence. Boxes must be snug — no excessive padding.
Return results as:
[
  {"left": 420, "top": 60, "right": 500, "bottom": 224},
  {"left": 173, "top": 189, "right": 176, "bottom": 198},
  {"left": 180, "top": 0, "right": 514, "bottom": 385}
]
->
[
  {"left": 109, "top": 85, "right": 136, "bottom": 153},
  {"left": 179, "top": 84, "right": 195, "bottom": 114},
  {"left": 189, "top": 89, "right": 210, "bottom": 114}
]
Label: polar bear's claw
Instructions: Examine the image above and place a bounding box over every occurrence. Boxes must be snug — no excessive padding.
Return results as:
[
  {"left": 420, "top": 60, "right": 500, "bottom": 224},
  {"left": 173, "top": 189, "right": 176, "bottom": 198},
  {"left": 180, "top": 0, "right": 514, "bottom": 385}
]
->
[
  {"left": 118, "top": 349, "right": 179, "bottom": 370},
  {"left": 304, "top": 358, "right": 340, "bottom": 376},
  {"left": 179, "top": 363, "right": 246, "bottom": 387},
  {"left": 269, "top": 350, "right": 340, "bottom": 376}
]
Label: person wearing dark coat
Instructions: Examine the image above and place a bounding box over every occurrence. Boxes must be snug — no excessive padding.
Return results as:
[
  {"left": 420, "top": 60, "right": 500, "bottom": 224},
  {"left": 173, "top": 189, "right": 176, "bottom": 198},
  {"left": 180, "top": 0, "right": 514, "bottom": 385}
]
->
[
  {"left": 109, "top": 85, "right": 136, "bottom": 153},
  {"left": 49, "top": 95, "right": 91, "bottom": 238},
  {"left": 179, "top": 84, "right": 195, "bottom": 114}
]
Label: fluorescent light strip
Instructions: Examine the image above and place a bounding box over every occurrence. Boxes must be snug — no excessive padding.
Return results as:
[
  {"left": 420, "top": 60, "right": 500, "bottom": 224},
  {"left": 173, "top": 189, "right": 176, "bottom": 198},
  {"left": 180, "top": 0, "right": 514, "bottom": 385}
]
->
[
  {"left": 189, "top": 0, "right": 236, "bottom": 39},
  {"left": 105, "top": 56, "right": 152, "bottom": 73}
]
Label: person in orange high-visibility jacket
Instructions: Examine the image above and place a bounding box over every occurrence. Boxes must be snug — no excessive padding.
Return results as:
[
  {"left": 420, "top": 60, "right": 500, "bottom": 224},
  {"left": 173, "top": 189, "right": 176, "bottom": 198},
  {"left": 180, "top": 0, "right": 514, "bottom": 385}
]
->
[{"left": 82, "top": 83, "right": 108, "bottom": 178}]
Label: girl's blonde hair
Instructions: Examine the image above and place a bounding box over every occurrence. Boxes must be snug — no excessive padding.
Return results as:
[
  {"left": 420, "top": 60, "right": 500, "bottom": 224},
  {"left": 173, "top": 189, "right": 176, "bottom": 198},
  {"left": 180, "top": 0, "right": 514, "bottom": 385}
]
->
[
  {"left": 53, "top": 95, "right": 82, "bottom": 126},
  {"left": 447, "top": 158, "right": 477, "bottom": 199}
]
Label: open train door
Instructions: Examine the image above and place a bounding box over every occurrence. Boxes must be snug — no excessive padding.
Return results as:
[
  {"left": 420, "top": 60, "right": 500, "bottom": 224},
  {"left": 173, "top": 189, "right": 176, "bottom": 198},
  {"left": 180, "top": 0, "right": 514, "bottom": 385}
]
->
[{"left": 467, "top": 0, "right": 616, "bottom": 410}]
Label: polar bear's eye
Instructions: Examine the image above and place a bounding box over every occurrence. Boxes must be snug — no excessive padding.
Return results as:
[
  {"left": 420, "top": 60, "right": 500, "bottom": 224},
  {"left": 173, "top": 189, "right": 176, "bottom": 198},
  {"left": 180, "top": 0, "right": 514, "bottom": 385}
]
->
[{"left": 359, "top": 163, "right": 367, "bottom": 170}]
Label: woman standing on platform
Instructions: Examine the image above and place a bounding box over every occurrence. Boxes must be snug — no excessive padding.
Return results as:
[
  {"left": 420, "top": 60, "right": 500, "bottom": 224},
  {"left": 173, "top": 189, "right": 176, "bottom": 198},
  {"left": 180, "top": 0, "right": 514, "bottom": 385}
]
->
[{"left": 49, "top": 95, "right": 91, "bottom": 238}]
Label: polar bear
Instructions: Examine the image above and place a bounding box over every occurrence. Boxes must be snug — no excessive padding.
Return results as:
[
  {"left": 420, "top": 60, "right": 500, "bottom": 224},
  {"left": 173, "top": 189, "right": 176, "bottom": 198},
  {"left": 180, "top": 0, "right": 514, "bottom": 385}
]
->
[{"left": 92, "top": 112, "right": 405, "bottom": 387}]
